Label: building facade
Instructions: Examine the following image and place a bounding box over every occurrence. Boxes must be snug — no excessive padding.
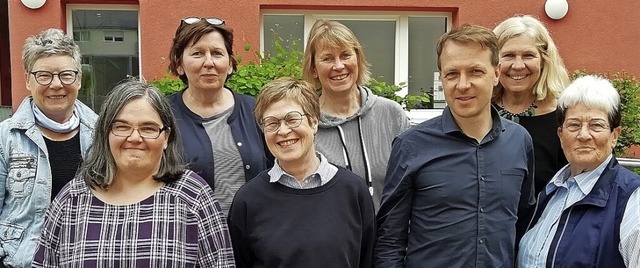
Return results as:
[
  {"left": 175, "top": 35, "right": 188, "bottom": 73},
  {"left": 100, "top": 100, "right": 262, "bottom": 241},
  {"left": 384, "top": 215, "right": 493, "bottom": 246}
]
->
[{"left": 2, "top": 0, "right": 639, "bottom": 112}]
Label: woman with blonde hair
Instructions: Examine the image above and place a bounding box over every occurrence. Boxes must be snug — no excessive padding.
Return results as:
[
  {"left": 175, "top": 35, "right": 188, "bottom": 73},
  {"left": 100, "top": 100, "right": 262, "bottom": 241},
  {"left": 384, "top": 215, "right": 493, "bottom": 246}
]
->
[
  {"left": 493, "top": 15, "right": 570, "bottom": 194},
  {"left": 302, "top": 20, "right": 410, "bottom": 211}
]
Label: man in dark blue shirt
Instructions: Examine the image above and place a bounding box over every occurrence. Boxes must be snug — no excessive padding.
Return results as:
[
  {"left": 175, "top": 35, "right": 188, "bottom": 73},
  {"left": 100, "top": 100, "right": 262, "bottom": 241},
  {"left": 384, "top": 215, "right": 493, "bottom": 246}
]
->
[{"left": 374, "top": 24, "right": 536, "bottom": 267}]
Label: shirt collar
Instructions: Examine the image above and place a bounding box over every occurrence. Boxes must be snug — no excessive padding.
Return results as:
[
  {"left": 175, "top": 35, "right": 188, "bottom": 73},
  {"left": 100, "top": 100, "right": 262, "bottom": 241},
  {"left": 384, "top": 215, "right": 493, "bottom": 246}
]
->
[
  {"left": 268, "top": 152, "right": 337, "bottom": 184},
  {"left": 546, "top": 154, "right": 613, "bottom": 195},
  {"left": 442, "top": 105, "right": 504, "bottom": 138}
]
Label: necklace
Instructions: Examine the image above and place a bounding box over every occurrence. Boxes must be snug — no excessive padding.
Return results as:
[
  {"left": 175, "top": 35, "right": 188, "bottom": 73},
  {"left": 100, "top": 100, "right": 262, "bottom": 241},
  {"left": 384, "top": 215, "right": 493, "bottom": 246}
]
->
[{"left": 496, "top": 101, "right": 537, "bottom": 123}]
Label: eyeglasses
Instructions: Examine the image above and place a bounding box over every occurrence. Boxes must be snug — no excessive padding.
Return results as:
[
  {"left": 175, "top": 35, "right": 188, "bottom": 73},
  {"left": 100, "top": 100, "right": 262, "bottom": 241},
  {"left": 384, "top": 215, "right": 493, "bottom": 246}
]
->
[
  {"left": 562, "top": 120, "right": 610, "bottom": 134},
  {"left": 110, "top": 123, "right": 169, "bottom": 139},
  {"left": 260, "top": 111, "right": 309, "bottom": 133},
  {"left": 30, "top": 70, "right": 79, "bottom": 86},
  {"left": 180, "top": 17, "right": 225, "bottom": 27}
]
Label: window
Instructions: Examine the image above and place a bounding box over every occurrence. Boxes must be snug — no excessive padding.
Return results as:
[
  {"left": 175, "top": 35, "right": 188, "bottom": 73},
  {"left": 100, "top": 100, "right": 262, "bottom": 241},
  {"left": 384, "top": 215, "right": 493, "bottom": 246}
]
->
[
  {"left": 262, "top": 11, "right": 450, "bottom": 109},
  {"left": 104, "top": 31, "right": 124, "bottom": 43},
  {"left": 73, "top": 30, "right": 90, "bottom": 42},
  {"left": 67, "top": 5, "right": 139, "bottom": 111}
]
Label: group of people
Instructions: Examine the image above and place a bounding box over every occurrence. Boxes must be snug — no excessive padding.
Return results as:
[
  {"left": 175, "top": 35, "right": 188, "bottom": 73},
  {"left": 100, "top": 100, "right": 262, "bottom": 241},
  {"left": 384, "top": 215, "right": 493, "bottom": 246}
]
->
[{"left": 0, "top": 12, "right": 637, "bottom": 268}]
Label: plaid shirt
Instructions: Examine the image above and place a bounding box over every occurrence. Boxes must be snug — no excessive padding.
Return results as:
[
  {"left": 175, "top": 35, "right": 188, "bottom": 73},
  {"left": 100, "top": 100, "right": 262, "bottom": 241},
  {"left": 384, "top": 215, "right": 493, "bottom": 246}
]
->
[{"left": 32, "top": 170, "right": 236, "bottom": 268}]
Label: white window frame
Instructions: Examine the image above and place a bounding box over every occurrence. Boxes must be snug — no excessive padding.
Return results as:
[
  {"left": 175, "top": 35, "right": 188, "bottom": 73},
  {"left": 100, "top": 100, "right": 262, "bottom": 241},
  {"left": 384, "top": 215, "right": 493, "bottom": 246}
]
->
[
  {"left": 103, "top": 30, "right": 125, "bottom": 43},
  {"left": 260, "top": 10, "right": 452, "bottom": 99}
]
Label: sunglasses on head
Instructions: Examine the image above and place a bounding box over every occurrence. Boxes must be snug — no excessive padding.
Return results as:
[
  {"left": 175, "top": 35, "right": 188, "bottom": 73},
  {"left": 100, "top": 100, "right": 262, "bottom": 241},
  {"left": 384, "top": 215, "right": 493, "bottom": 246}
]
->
[{"left": 180, "top": 17, "right": 225, "bottom": 27}]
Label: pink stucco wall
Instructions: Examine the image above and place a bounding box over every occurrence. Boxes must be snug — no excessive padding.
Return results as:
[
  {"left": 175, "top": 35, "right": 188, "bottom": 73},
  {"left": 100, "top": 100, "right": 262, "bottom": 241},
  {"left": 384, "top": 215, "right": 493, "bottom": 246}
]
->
[{"left": 8, "top": 0, "right": 640, "bottom": 109}]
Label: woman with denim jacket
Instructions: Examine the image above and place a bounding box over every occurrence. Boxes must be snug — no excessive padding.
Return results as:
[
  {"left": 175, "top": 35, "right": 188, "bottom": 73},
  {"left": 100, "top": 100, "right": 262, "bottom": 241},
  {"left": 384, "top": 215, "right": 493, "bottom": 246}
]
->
[{"left": 0, "top": 28, "right": 97, "bottom": 267}]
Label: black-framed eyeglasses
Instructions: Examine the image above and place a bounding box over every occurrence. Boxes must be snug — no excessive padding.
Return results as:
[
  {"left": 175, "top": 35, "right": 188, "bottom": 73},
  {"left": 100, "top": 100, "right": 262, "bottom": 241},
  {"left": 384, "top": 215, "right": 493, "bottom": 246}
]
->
[
  {"left": 110, "top": 122, "right": 169, "bottom": 139},
  {"left": 180, "top": 17, "right": 225, "bottom": 27},
  {"left": 260, "top": 111, "right": 309, "bottom": 133},
  {"left": 30, "top": 70, "right": 79, "bottom": 86}
]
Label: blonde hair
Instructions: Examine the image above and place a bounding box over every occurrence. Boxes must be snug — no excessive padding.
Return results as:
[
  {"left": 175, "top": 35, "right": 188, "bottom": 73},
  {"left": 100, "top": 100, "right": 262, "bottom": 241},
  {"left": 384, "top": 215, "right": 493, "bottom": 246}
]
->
[
  {"left": 302, "top": 20, "right": 371, "bottom": 89},
  {"left": 254, "top": 77, "right": 320, "bottom": 126},
  {"left": 493, "top": 15, "right": 569, "bottom": 102}
]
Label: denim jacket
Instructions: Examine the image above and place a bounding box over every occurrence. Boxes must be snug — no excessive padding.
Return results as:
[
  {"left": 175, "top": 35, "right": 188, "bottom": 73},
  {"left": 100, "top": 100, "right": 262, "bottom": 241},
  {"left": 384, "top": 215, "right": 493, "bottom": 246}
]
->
[{"left": 0, "top": 97, "right": 97, "bottom": 268}]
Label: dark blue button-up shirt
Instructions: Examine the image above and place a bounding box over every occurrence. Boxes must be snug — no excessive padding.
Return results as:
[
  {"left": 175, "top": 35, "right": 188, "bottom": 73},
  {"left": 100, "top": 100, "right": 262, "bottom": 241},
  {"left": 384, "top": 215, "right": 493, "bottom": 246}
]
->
[{"left": 375, "top": 106, "right": 535, "bottom": 267}]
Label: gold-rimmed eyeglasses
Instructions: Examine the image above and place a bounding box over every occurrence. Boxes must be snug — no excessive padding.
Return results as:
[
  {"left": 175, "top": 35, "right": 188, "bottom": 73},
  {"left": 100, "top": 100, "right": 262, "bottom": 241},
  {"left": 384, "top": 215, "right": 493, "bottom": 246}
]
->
[
  {"left": 260, "top": 111, "right": 309, "bottom": 133},
  {"left": 562, "top": 120, "right": 610, "bottom": 134}
]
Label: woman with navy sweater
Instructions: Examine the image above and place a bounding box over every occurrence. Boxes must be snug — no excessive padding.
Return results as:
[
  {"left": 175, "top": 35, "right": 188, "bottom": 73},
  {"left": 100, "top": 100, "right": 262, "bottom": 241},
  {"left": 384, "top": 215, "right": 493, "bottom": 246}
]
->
[
  {"left": 228, "top": 77, "right": 375, "bottom": 268},
  {"left": 166, "top": 17, "right": 272, "bottom": 215}
]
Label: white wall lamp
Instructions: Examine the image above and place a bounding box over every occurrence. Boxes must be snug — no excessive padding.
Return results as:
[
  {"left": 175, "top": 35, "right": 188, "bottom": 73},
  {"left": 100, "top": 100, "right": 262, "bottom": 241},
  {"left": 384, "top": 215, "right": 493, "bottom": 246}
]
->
[
  {"left": 545, "top": 0, "right": 569, "bottom": 20},
  {"left": 21, "top": 0, "right": 46, "bottom": 9}
]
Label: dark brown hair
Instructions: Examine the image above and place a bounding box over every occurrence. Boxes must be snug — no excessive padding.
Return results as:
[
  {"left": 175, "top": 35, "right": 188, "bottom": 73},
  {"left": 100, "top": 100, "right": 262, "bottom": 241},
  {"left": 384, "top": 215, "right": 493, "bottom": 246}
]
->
[{"left": 168, "top": 20, "right": 238, "bottom": 84}]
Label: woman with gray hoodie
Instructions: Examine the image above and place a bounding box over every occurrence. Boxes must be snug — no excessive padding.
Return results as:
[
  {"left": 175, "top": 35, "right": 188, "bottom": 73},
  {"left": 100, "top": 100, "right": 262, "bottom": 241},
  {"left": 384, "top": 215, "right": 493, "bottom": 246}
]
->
[{"left": 302, "top": 20, "right": 410, "bottom": 211}]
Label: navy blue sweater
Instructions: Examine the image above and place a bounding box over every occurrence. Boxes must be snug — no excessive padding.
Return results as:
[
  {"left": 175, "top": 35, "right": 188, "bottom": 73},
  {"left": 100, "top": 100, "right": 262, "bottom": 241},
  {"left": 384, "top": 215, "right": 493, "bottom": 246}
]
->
[
  {"left": 168, "top": 88, "right": 272, "bottom": 188},
  {"left": 228, "top": 167, "right": 376, "bottom": 268}
]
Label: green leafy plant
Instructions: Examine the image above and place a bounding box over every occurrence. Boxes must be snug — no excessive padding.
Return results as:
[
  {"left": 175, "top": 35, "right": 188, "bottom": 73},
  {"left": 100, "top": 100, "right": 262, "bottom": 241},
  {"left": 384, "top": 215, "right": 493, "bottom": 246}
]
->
[
  {"left": 148, "top": 71, "right": 185, "bottom": 95},
  {"left": 571, "top": 71, "right": 640, "bottom": 157},
  {"left": 148, "top": 37, "right": 429, "bottom": 109},
  {"left": 367, "top": 78, "right": 430, "bottom": 110},
  {"left": 226, "top": 37, "right": 303, "bottom": 96}
]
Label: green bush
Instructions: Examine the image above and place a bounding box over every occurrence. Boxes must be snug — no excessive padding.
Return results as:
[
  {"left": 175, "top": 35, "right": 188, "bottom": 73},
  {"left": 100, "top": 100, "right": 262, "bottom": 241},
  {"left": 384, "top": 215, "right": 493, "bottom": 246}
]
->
[
  {"left": 148, "top": 71, "right": 185, "bottom": 95},
  {"left": 367, "top": 79, "right": 430, "bottom": 110},
  {"left": 226, "top": 37, "right": 303, "bottom": 96},
  {"left": 148, "top": 38, "right": 429, "bottom": 109},
  {"left": 571, "top": 71, "right": 640, "bottom": 157}
]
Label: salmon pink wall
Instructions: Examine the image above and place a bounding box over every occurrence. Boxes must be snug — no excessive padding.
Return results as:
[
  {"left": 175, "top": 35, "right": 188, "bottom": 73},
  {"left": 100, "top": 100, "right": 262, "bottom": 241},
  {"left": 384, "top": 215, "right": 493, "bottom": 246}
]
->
[
  {"left": 8, "top": 0, "right": 640, "bottom": 109},
  {"left": 8, "top": 0, "right": 66, "bottom": 109},
  {"left": 7, "top": 0, "right": 135, "bottom": 109}
]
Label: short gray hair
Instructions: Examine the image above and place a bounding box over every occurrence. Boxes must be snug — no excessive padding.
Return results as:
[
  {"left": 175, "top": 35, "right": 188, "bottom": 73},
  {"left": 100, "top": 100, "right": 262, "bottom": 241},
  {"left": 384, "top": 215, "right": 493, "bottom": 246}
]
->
[
  {"left": 80, "top": 80, "right": 185, "bottom": 189},
  {"left": 557, "top": 75, "right": 621, "bottom": 129},
  {"left": 22, "top": 28, "right": 82, "bottom": 73}
]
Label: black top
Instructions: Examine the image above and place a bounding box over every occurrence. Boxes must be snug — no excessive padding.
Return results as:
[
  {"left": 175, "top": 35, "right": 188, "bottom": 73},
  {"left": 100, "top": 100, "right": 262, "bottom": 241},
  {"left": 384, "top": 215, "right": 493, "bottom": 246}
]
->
[
  {"left": 517, "top": 109, "right": 568, "bottom": 195},
  {"left": 44, "top": 132, "right": 81, "bottom": 200},
  {"left": 228, "top": 167, "right": 376, "bottom": 268}
]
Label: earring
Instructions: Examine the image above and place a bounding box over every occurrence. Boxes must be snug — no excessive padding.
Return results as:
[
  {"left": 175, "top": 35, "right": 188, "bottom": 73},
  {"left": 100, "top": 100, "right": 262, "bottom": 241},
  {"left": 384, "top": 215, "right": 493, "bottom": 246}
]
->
[{"left": 313, "top": 73, "right": 318, "bottom": 78}]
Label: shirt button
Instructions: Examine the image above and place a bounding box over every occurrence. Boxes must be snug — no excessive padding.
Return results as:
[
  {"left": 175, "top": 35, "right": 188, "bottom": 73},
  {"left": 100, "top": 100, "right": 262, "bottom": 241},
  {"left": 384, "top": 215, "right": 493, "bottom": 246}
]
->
[
  {"left": 237, "top": 142, "right": 243, "bottom": 146},
  {"left": 480, "top": 177, "right": 485, "bottom": 181},
  {"left": 245, "top": 165, "right": 250, "bottom": 170},
  {"left": 479, "top": 239, "right": 484, "bottom": 244},
  {"left": 480, "top": 208, "right": 485, "bottom": 213}
]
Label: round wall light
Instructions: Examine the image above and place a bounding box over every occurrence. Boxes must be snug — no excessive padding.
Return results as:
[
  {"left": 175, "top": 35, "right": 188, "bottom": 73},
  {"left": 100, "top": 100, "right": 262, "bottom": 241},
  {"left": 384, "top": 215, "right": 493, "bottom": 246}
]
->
[
  {"left": 545, "top": 0, "right": 569, "bottom": 20},
  {"left": 21, "top": 0, "right": 46, "bottom": 9}
]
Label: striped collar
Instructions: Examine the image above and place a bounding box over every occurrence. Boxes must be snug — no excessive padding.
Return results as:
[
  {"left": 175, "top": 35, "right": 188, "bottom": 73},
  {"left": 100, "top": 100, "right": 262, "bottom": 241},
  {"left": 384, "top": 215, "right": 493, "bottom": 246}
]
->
[
  {"left": 268, "top": 152, "right": 337, "bottom": 186},
  {"left": 546, "top": 154, "right": 613, "bottom": 196}
]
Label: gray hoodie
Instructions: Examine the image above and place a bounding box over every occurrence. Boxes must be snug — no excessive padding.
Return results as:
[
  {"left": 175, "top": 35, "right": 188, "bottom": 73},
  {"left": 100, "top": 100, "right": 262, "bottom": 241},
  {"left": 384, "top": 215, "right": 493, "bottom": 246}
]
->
[{"left": 315, "top": 86, "right": 410, "bottom": 211}]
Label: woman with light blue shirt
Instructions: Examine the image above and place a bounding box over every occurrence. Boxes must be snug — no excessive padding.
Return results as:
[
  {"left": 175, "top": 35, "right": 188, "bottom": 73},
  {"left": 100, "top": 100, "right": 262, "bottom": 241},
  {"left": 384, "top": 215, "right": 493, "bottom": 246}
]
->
[
  {"left": 0, "top": 29, "right": 97, "bottom": 267},
  {"left": 518, "top": 75, "right": 640, "bottom": 267}
]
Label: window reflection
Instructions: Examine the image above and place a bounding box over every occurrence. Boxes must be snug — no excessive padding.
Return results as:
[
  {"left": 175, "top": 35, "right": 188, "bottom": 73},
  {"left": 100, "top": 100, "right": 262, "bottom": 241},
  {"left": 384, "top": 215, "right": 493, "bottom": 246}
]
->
[
  {"left": 72, "top": 9, "right": 139, "bottom": 111},
  {"left": 262, "top": 14, "right": 448, "bottom": 109}
]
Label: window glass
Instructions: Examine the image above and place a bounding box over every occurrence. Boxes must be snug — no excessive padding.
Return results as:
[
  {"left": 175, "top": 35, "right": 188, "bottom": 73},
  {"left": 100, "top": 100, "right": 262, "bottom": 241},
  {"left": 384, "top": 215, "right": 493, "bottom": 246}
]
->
[
  {"left": 73, "top": 30, "right": 90, "bottom": 42},
  {"left": 262, "top": 12, "right": 449, "bottom": 109},
  {"left": 408, "top": 17, "right": 447, "bottom": 108},
  {"left": 71, "top": 9, "right": 139, "bottom": 111},
  {"left": 338, "top": 20, "right": 396, "bottom": 85},
  {"left": 263, "top": 15, "right": 304, "bottom": 57},
  {"left": 103, "top": 31, "right": 124, "bottom": 43}
]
